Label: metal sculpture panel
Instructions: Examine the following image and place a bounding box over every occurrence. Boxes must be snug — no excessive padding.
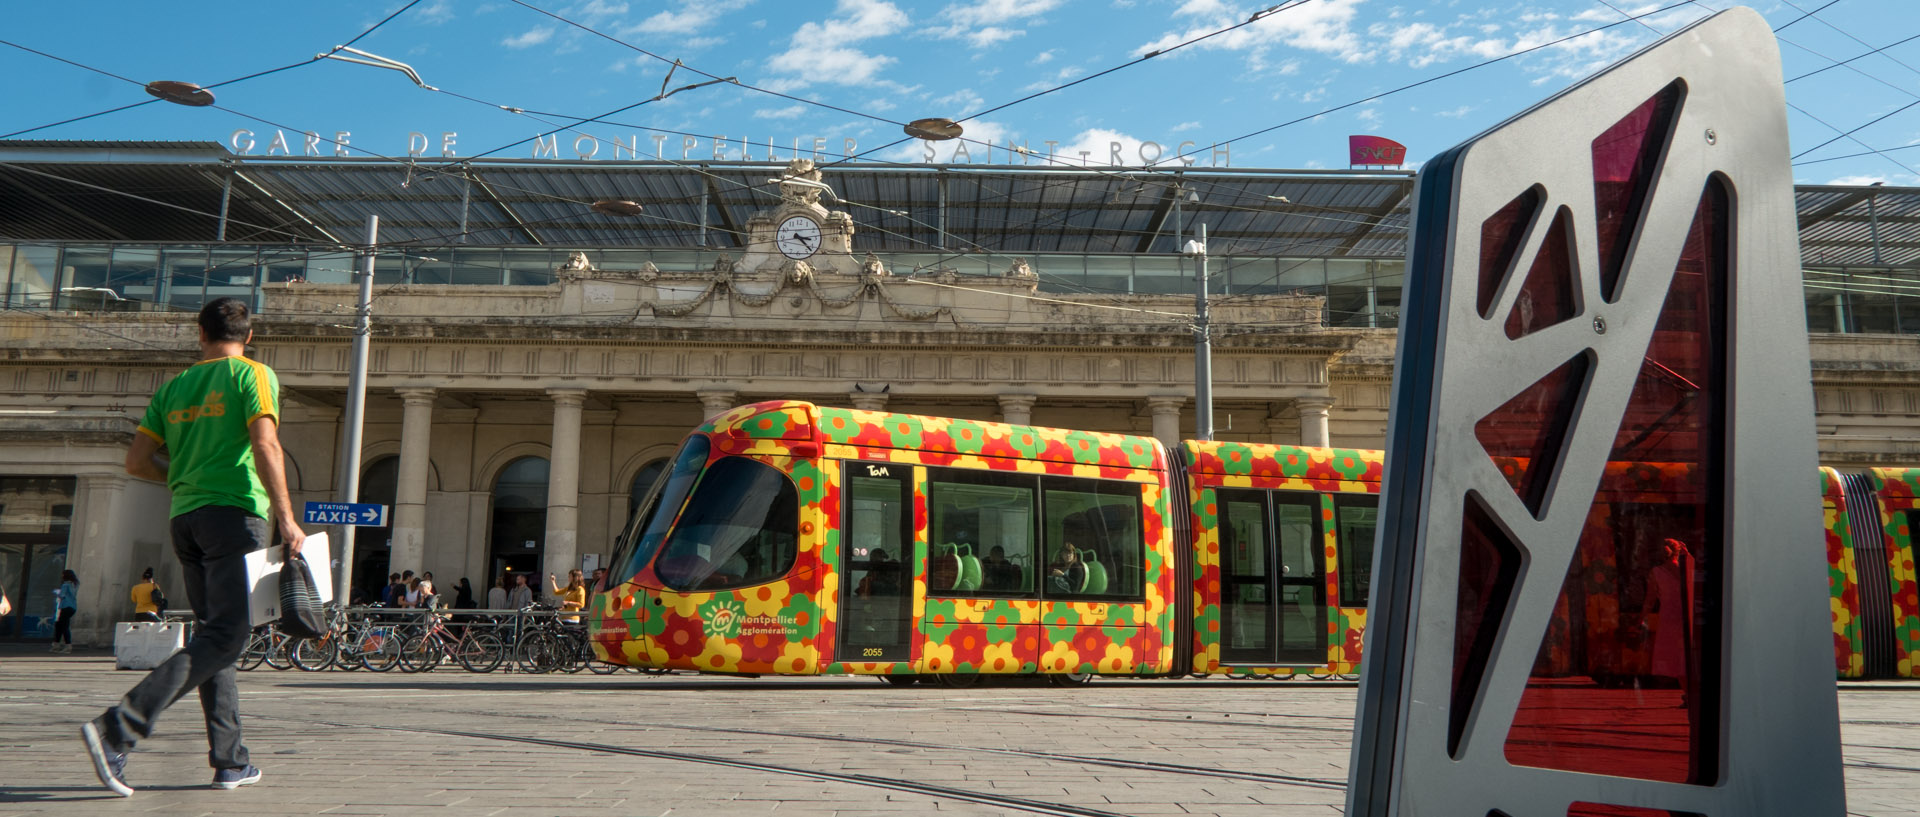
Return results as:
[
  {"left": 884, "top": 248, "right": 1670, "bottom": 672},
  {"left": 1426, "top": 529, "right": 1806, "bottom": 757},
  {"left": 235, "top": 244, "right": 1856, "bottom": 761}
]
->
[{"left": 1349, "top": 8, "right": 1846, "bottom": 816}]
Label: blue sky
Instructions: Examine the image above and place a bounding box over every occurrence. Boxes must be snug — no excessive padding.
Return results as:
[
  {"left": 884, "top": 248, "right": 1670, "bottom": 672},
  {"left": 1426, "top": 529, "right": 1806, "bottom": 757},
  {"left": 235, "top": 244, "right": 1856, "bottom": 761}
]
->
[{"left": 2, "top": 0, "right": 1916, "bottom": 186}]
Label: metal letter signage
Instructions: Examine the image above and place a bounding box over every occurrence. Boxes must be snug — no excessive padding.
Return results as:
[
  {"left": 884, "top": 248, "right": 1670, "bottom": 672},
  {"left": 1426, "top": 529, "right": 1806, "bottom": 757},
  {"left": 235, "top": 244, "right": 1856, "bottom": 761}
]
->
[{"left": 1349, "top": 8, "right": 1846, "bottom": 817}]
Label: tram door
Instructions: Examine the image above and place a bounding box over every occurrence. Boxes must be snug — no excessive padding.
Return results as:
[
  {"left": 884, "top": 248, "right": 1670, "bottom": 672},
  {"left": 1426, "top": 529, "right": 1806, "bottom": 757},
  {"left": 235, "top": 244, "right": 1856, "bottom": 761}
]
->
[
  {"left": 1218, "top": 489, "right": 1328, "bottom": 664},
  {"left": 837, "top": 463, "right": 914, "bottom": 663}
]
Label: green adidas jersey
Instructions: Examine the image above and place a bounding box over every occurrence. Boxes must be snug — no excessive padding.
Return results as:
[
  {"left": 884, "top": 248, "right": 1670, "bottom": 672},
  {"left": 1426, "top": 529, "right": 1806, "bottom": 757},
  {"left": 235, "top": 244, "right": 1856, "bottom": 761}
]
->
[{"left": 137, "top": 355, "right": 280, "bottom": 519}]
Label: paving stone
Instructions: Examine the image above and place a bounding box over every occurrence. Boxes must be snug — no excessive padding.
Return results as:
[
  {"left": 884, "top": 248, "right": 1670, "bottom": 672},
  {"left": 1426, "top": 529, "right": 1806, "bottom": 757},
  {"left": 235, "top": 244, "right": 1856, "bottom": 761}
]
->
[{"left": 0, "top": 648, "right": 1912, "bottom": 816}]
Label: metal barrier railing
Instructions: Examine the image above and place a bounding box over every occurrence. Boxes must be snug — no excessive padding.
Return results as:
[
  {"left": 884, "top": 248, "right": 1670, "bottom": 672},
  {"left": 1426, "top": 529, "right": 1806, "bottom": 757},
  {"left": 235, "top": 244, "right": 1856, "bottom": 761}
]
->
[{"left": 235, "top": 605, "right": 655, "bottom": 675}]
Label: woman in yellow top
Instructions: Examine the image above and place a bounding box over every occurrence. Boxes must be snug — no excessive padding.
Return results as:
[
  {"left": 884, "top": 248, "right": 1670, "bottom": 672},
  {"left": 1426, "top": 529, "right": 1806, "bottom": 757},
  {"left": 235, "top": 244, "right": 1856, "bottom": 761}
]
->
[
  {"left": 130, "top": 567, "right": 162, "bottom": 623},
  {"left": 548, "top": 570, "right": 587, "bottom": 624}
]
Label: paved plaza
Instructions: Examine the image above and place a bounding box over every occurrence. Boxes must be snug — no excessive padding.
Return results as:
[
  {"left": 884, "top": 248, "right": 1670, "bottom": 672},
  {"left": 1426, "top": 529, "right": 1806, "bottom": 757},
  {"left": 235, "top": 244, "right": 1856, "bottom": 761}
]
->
[{"left": 0, "top": 646, "right": 1915, "bottom": 816}]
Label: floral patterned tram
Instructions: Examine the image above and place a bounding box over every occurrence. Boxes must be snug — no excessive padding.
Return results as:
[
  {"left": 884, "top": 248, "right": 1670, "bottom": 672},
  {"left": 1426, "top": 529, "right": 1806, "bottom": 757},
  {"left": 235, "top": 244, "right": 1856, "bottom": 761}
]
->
[{"left": 588, "top": 400, "right": 1920, "bottom": 682}]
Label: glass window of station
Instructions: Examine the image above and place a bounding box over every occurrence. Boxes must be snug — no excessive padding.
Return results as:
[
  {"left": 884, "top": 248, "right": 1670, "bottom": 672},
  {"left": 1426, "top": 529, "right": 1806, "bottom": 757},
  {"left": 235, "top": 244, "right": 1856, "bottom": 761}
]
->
[{"left": 5, "top": 241, "right": 1915, "bottom": 334}]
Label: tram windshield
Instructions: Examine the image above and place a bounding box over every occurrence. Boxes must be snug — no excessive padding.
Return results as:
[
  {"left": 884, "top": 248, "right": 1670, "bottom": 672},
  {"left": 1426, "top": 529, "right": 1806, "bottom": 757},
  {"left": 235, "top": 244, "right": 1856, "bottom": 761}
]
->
[
  {"left": 609, "top": 436, "right": 709, "bottom": 583},
  {"left": 654, "top": 456, "right": 799, "bottom": 591}
]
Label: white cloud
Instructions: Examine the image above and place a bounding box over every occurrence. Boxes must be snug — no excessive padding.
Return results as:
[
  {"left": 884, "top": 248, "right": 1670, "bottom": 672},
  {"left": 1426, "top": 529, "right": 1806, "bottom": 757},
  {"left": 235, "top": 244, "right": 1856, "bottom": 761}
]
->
[
  {"left": 1031, "top": 49, "right": 1056, "bottom": 65},
  {"left": 1436, "top": 105, "right": 1473, "bottom": 118},
  {"left": 864, "top": 97, "right": 899, "bottom": 112},
  {"left": 1356, "top": 108, "right": 1383, "bottom": 132},
  {"left": 764, "top": 0, "right": 910, "bottom": 90},
  {"left": 417, "top": 1, "right": 454, "bottom": 24},
  {"left": 502, "top": 26, "right": 554, "bottom": 48},
  {"left": 577, "top": 0, "right": 628, "bottom": 20},
  {"left": 754, "top": 104, "right": 806, "bottom": 119},
  {"left": 627, "top": 0, "right": 752, "bottom": 35},
  {"left": 1171, "top": 121, "right": 1202, "bottom": 132},
  {"left": 1137, "top": 0, "right": 1370, "bottom": 67},
  {"left": 1827, "top": 174, "right": 1889, "bottom": 186},
  {"left": 930, "top": 0, "right": 1065, "bottom": 49}
]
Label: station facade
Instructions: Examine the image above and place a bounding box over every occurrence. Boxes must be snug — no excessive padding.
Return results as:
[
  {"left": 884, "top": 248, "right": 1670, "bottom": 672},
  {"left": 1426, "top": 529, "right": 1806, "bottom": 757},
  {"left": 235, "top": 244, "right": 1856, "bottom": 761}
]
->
[{"left": 1, "top": 140, "right": 1915, "bottom": 641}]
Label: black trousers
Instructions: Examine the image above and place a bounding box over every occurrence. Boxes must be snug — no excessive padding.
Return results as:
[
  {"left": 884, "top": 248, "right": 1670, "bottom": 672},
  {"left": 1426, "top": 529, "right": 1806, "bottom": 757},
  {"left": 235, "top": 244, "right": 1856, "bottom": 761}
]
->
[
  {"left": 53, "top": 609, "right": 74, "bottom": 644},
  {"left": 98, "top": 505, "right": 263, "bottom": 769}
]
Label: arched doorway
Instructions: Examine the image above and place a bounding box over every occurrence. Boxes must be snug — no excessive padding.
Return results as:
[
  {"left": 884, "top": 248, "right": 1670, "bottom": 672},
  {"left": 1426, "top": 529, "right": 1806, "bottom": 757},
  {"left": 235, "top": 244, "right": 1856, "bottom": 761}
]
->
[
  {"left": 490, "top": 456, "right": 549, "bottom": 591},
  {"left": 354, "top": 456, "right": 398, "bottom": 602},
  {"left": 627, "top": 458, "right": 668, "bottom": 517}
]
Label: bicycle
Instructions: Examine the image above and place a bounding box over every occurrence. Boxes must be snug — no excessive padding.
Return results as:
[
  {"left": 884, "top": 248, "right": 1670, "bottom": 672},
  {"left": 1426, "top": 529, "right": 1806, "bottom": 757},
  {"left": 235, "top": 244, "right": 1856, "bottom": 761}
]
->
[
  {"left": 512, "top": 605, "right": 585, "bottom": 674},
  {"left": 239, "top": 622, "right": 294, "bottom": 671},
  {"left": 399, "top": 607, "right": 505, "bottom": 673}
]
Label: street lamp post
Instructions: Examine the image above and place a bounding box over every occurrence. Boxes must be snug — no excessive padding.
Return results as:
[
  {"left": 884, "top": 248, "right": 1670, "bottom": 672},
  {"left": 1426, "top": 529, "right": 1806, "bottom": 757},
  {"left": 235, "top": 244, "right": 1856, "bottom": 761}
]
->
[
  {"left": 333, "top": 215, "right": 378, "bottom": 604},
  {"left": 1185, "top": 224, "right": 1213, "bottom": 441}
]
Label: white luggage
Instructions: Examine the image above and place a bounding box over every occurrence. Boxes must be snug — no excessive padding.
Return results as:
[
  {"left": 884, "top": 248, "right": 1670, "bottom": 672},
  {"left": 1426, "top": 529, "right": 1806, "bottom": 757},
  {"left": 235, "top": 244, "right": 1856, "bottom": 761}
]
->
[{"left": 114, "top": 621, "right": 186, "bottom": 670}]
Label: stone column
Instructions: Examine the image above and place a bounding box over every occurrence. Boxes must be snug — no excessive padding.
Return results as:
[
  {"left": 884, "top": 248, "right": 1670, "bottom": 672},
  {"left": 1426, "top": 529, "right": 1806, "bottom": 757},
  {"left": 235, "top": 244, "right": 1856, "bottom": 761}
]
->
[
  {"left": 848, "top": 391, "right": 889, "bottom": 412},
  {"left": 389, "top": 388, "right": 436, "bottom": 575},
  {"left": 1296, "top": 395, "right": 1335, "bottom": 448},
  {"left": 544, "top": 389, "right": 587, "bottom": 580},
  {"left": 696, "top": 389, "right": 737, "bottom": 420},
  {"left": 1146, "top": 395, "right": 1185, "bottom": 451},
  {"left": 997, "top": 393, "right": 1037, "bottom": 426}
]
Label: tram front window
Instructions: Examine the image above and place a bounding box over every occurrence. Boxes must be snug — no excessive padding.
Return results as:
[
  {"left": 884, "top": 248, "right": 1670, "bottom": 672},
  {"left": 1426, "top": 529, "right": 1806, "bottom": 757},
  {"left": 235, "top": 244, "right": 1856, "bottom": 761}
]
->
[
  {"left": 655, "top": 457, "right": 799, "bottom": 592},
  {"left": 609, "top": 437, "right": 709, "bottom": 583}
]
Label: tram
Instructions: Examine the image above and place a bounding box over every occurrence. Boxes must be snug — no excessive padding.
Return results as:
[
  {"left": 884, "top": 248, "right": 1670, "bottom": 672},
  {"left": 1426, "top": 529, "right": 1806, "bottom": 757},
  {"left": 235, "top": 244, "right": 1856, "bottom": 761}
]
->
[{"left": 589, "top": 400, "right": 1920, "bottom": 682}]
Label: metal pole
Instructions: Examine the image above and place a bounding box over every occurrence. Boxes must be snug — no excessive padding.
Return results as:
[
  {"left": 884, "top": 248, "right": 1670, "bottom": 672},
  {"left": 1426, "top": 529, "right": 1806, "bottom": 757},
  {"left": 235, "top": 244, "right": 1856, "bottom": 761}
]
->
[
  {"left": 333, "top": 214, "right": 377, "bottom": 604},
  {"left": 1868, "top": 183, "right": 1884, "bottom": 265},
  {"left": 457, "top": 167, "right": 472, "bottom": 245},
  {"left": 216, "top": 172, "right": 233, "bottom": 241},
  {"left": 1193, "top": 223, "right": 1214, "bottom": 441}
]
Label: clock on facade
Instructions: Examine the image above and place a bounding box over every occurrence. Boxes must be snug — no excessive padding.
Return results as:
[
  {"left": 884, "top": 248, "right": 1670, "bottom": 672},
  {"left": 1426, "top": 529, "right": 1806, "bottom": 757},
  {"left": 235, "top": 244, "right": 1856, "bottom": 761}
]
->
[{"left": 775, "top": 215, "right": 823, "bottom": 259}]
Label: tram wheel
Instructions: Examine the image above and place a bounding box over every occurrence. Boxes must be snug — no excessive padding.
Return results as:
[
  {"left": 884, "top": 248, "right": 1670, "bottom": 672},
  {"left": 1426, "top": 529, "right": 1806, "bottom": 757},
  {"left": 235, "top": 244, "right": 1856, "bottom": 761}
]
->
[
  {"left": 938, "top": 674, "right": 981, "bottom": 688},
  {"left": 880, "top": 675, "right": 918, "bottom": 687},
  {"left": 1049, "top": 673, "right": 1092, "bottom": 687}
]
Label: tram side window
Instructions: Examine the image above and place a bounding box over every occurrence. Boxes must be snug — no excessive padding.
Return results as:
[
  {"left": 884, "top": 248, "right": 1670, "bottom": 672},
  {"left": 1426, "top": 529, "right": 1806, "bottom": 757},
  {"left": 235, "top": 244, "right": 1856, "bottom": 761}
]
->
[
  {"left": 1333, "top": 495, "right": 1378, "bottom": 607},
  {"left": 1042, "top": 477, "right": 1146, "bottom": 601},
  {"left": 654, "top": 457, "right": 799, "bottom": 592},
  {"left": 927, "top": 470, "right": 1037, "bottom": 597}
]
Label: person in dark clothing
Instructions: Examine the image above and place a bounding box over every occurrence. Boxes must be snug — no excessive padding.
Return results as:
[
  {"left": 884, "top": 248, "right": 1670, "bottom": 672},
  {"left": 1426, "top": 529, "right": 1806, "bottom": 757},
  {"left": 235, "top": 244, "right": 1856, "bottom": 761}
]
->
[
  {"left": 83, "top": 297, "right": 304, "bottom": 796},
  {"left": 381, "top": 573, "right": 403, "bottom": 607},
  {"left": 454, "top": 578, "right": 476, "bottom": 610}
]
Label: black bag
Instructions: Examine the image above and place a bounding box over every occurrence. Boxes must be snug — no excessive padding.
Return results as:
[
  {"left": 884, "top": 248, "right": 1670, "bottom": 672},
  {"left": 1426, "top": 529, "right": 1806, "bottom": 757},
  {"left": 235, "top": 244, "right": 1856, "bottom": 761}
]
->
[
  {"left": 278, "top": 553, "right": 327, "bottom": 638},
  {"left": 150, "top": 585, "right": 167, "bottom": 612}
]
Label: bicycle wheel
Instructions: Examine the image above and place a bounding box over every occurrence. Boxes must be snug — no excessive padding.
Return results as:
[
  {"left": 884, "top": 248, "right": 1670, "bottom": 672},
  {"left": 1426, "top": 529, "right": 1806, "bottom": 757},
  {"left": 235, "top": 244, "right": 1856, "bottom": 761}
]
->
[
  {"left": 238, "top": 630, "right": 269, "bottom": 671},
  {"left": 456, "top": 632, "right": 505, "bottom": 673},
  {"left": 399, "top": 634, "right": 444, "bottom": 673},
  {"left": 558, "top": 633, "right": 588, "bottom": 674},
  {"left": 292, "top": 636, "right": 337, "bottom": 671},
  {"left": 358, "top": 629, "right": 401, "bottom": 672},
  {"left": 515, "top": 631, "right": 559, "bottom": 674},
  {"left": 263, "top": 635, "right": 294, "bottom": 671}
]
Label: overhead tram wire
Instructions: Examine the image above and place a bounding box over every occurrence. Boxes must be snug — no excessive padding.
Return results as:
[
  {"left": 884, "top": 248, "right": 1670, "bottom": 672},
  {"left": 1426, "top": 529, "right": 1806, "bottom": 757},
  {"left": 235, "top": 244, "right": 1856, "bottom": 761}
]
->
[
  {"left": 0, "top": 1, "right": 422, "bottom": 139},
  {"left": 1776, "top": 0, "right": 1920, "bottom": 78}
]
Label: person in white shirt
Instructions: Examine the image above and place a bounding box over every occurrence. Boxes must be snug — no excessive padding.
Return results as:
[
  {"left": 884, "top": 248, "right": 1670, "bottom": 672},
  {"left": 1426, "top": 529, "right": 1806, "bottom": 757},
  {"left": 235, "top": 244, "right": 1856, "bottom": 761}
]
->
[{"left": 486, "top": 577, "right": 508, "bottom": 610}]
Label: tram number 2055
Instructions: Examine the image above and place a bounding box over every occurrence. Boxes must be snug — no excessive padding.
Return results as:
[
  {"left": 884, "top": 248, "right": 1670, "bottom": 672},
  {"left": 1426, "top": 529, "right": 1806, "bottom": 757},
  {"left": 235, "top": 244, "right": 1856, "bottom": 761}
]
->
[{"left": 864, "top": 648, "right": 884, "bottom": 657}]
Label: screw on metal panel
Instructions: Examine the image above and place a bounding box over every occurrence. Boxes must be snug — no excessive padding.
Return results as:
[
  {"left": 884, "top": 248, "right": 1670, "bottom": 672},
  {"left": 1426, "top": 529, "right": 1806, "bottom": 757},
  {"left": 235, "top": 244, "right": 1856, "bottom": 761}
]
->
[
  {"left": 1593, "top": 316, "right": 1608, "bottom": 334},
  {"left": 1704, "top": 128, "right": 1717, "bottom": 145}
]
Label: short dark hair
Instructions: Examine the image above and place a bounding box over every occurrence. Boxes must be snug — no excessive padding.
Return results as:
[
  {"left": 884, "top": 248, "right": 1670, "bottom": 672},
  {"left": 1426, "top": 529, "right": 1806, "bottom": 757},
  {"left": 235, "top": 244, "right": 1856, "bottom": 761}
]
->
[
  {"left": 389, "top": 572, "right": 401, "bottom": 581},
  {"left": 198, "top": 297, "right": 252, "bottom": 342}
]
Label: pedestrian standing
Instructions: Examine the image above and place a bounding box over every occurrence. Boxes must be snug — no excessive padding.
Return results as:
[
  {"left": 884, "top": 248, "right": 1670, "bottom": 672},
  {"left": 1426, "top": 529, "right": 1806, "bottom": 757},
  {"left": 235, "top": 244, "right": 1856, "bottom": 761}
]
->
[
  {"left": 82, "top": 297, "right": 305, "bottom": 797},
  {"left": 381, "top": 572, "right": 402, "bottom": 606},
  {"left": 486, "top": 576, "right": 508, "bottom": 610},
  {"left": 51, "top": 570, "right": 78, "bottom": 653},
  {"left": 507, "top": 574, "right": 533, "bottom": 609},
  {"left": 454, "top": 578, "right": 476, "bottom": 610},
  {"left": 547, "top": 570, "right": 587, "bottom": 624},
  {"left": 131, "top": 568, "right": 162, "bottom": 623}
]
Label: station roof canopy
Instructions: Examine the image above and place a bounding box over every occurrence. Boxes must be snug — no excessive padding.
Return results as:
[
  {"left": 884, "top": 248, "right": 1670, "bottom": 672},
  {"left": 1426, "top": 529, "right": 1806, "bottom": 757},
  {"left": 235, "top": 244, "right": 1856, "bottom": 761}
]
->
[{"left": 1, "top": 139, "right": 1914, "bottom": 266}]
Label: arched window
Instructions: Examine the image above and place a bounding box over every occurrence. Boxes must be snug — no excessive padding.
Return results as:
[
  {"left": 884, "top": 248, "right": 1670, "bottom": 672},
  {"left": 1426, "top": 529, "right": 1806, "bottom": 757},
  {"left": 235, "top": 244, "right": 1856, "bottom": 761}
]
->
[
  {"left": 489, "top": 457, "right": 549, "bottom": 587},
  {"left": 628, "top": 458, "right": 668, "bottom": 517}
]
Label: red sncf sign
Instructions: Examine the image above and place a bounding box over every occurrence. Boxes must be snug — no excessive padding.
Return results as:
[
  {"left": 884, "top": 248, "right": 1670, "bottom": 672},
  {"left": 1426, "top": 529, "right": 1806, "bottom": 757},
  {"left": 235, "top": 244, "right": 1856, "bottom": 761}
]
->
[{"left": 1349, "top": 135, "right": 1408, "bottom": 167}]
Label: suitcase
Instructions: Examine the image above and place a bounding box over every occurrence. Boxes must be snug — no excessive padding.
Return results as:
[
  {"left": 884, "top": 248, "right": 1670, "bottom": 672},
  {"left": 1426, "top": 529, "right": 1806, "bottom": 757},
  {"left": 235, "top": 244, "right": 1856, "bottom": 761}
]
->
[{"left": 113, "top": 621, "right": 186, "bottom": 670}]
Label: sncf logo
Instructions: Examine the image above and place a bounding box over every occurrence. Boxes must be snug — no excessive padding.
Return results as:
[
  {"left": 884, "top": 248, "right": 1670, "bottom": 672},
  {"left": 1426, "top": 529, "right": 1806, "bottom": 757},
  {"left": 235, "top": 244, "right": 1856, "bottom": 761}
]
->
[{"left": 167, "top": 390, "right": 227, "bottom": 424}]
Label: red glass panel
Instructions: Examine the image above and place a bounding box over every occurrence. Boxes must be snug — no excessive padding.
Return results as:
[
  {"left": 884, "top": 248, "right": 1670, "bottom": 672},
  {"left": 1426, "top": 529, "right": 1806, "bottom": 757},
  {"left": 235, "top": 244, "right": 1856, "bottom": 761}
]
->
[
  {"left": 1478, "top": 187, "right": 1543, "bottom": 319},
  {"left": 1504, "top": 179, "right": 1727, "bottom": 785},
  {"left": 1476, "top": 354, "right": 1591, "bottom": 517},
  {"left": 1505, "top": 207, "right": 1580, "bottom": 339},
  {"left": 1569, "top": 804, "right": 1702, "bottom": 817},
  {"left": 1450, "top": 492, "right": 1520, "bottom": 756},
  {"left": 1592, "top": 82, "right": 1684, "bottom": 303}
]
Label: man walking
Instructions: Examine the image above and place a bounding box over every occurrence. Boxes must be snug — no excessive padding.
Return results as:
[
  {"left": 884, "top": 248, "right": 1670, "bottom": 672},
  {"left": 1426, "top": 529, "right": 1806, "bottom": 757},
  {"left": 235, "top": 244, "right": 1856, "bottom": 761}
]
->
[{"left": 82, "top": 297, "right": 305, "bottom": 796}]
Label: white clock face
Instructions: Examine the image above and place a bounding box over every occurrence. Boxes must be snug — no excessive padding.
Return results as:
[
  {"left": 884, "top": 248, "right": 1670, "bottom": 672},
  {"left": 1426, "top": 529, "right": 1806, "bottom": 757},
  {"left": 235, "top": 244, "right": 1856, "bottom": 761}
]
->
[{"left": 776, "top": 216, "right": 823, "bottom": 259}]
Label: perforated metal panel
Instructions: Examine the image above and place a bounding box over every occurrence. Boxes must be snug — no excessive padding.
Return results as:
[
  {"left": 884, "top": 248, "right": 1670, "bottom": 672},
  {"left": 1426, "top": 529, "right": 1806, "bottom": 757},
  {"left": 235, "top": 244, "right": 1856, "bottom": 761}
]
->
[{"left": 1350, "top": 9, "right": 1846, "bottom": 816}]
